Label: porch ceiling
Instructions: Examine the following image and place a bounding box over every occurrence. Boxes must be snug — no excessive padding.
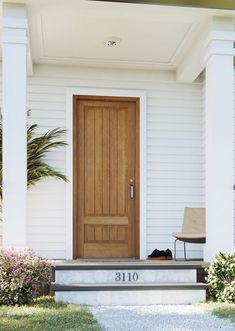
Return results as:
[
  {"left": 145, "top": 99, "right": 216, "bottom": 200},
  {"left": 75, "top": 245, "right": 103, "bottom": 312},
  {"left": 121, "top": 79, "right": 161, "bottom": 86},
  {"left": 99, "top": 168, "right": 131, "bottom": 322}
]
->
[{"left": 1, "top": 0, "right": 235, "bottom": 70}]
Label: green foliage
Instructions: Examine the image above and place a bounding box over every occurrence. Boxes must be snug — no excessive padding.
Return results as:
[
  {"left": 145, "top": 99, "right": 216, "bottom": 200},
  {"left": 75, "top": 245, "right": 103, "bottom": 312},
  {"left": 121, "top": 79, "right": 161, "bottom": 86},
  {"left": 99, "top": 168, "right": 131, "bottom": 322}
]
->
[
  {"left": 206, "top": 252, "right": 235, "bottom": 303},
  {"left": 0, "top": 296, "right": 102, "bottom": 331},
  {"left": 27, "top": 124, "right": 67, "bottom": 187},
  {"left": 0, "top": 120, "right": 67, "bottom": 197},
  {"left": 0, "top": 249, "right": 53, "bottom": 306}
]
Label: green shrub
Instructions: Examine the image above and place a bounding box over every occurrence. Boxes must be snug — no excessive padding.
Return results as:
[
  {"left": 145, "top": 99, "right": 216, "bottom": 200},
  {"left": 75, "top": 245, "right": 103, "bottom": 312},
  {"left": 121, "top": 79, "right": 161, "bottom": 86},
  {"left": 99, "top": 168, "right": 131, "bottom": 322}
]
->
[
  {"left": 206, "top": 252, "right": 235, "bottom": 303},
  {"left": 0, "top": 249, "right": 53, "bottom": 306}
]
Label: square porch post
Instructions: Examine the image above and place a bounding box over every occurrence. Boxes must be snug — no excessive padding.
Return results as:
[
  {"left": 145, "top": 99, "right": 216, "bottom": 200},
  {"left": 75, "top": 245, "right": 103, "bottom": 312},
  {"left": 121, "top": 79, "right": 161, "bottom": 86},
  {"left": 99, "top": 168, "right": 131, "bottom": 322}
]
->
[
  {"left": 204, "top": 17, "right": 235, "bottom": 261},
  {"left": 2, "top": 3, "right": 28, "bottom": 248}
]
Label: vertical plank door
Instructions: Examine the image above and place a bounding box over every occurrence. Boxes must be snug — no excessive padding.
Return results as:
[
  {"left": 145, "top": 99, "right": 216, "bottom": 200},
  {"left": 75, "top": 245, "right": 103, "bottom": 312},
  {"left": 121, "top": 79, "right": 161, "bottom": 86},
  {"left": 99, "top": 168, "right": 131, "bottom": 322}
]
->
[{"left": 73, "top": 96, "right": 139, "bottom": 258}]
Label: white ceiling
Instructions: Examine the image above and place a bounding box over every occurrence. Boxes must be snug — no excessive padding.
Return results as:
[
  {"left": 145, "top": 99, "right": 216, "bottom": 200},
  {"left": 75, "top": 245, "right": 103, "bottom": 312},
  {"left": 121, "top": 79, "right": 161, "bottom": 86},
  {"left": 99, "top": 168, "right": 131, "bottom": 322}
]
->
[{"left": 2, "top": 0, "right": 235, "bottom": 70}]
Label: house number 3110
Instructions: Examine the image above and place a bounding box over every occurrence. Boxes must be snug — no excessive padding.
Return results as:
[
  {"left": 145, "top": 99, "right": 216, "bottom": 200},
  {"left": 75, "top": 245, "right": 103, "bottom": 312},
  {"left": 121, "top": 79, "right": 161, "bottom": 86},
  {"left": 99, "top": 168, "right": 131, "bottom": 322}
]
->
[{"left": 115, "top": 272, "right": 139, "bottom": 282}]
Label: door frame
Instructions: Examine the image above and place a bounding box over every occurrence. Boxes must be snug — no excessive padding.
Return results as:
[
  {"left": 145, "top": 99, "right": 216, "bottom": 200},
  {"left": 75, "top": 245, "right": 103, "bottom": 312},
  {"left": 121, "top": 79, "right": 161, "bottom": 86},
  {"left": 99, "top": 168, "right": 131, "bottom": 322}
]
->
[{"left": 66, "top": 88, "right": 147, "bottom": 259}]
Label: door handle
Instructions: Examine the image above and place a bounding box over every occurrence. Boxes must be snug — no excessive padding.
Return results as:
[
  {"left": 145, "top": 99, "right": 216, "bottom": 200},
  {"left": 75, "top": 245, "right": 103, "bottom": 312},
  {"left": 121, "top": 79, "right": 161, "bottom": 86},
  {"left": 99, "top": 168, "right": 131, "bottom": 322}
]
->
[{"left": 130, "top": 178, "right": 134, "bottom": 199}]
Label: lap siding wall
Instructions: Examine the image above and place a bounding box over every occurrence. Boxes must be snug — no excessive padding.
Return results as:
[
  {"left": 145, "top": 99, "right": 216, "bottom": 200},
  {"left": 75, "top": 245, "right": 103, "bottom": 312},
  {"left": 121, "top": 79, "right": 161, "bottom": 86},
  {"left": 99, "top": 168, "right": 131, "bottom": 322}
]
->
[{"left": 2, "top": 65, "right": 205, "bottom": 259}]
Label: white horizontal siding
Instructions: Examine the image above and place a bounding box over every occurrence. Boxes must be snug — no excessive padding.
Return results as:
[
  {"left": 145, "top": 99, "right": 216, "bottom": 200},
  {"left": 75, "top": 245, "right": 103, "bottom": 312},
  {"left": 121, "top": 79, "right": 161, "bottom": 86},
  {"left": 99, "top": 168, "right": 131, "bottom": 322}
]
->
[
  {"left": 21, "top": 71, "right": 66, "bottom": 258},
  {"left": 25, "top": 64, "right": 204, "bottom": 259},
  {"left": 27, "top": 179, "right": 66, "bottom": 259},
  {"left": 234, "top": 70, "right": 235, "bottom": 245}
]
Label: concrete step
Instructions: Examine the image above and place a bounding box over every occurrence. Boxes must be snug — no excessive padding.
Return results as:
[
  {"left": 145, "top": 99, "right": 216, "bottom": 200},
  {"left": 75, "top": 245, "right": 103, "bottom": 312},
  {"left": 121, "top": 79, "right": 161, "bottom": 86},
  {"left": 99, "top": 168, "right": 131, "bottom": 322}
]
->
[
  {"left": 52, "top": 282, "right": 208, "bottom": 305},
  {"left": 53, "top": 262, "right": 208, "bottom": 305},
  {"left": 54, "top": 263, "right": 206, "bottom": 285}
]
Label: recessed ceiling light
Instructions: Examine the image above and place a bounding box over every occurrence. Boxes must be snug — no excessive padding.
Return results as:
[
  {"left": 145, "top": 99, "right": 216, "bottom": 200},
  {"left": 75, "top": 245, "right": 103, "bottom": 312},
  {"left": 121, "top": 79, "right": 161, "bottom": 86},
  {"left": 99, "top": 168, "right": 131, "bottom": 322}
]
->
[{"left": 104, "top": 37, "right": 121, "bottom": 47}]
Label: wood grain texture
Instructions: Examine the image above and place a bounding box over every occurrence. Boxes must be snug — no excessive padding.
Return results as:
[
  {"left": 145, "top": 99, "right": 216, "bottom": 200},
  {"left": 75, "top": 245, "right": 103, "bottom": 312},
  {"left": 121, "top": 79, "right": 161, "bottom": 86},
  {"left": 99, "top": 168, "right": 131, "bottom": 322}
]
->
[
  {"left": 117, "top": 110, "right": 126, "bottom": 216},
  {"left": 73, "top": 96, "right": 139, "bottom": 258},
  {"left": 102, "top": 109, "right": 110, "bottom": 215},
  {"left": 94, "top": 108, "right": 103, "bottom": 215},
  {"left": 110, "top": 109, "right": 118, "bottom": 216},
  {"left": 84, "top": 107, "right": 95, "bottom": 215},
  {"left": 84, "top": 225, "right": 128, "bottom": 243}
]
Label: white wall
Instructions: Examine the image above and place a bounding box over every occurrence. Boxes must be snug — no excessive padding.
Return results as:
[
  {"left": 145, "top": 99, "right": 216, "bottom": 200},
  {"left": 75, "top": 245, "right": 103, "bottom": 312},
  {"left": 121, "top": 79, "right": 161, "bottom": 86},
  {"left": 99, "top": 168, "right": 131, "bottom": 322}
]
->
[
  {"left": 24, "top": 64, "right": 204, "bottom": 259},
  {"left": 234, "top": 71, "right": 235, "bottom": 245}
]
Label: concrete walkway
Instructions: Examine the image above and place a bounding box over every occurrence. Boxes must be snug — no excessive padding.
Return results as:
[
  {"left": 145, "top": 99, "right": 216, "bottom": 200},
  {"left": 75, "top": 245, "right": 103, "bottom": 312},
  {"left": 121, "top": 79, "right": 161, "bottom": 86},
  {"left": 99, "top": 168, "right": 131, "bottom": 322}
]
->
[{"left": 91, "top": 305, "right": 235, "bottom": 331}]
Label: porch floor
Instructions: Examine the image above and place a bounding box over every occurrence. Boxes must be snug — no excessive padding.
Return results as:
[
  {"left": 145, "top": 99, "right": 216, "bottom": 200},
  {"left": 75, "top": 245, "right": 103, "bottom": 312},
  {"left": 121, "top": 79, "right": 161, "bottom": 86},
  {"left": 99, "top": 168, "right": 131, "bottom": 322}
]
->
[{"left": 53, "top": 259, "right": 210, "bottom": 269}]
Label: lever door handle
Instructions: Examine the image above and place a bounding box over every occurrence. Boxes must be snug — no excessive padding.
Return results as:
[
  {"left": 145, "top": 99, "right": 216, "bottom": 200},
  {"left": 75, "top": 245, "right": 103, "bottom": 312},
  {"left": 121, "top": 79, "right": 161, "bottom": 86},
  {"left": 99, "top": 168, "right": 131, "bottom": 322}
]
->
[{"left": 130, "top": 178, "right": 134, "bottom": 199}]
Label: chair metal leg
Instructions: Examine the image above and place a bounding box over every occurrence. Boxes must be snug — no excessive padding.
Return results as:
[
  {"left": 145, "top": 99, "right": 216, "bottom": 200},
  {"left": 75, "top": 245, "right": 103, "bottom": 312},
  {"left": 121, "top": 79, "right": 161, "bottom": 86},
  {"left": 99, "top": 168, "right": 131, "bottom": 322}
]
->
[
  {"left": 174, "top": 239, "right": 187, "bottom": 261},
  {"left": 175, "top": 239, "right": 202, "bottom": 261},
  {"left": 183, "top": 241, "right": 186, "bottom": 260},
  {"left": 174, "top": 239, "right": 178, "bottom": 260}
]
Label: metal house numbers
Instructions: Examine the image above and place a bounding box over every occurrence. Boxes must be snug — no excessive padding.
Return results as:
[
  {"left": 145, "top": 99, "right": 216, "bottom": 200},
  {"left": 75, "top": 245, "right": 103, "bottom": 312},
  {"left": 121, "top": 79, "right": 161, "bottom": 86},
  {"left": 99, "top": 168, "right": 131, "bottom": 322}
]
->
[{"left": 115, "top": 272, "right": 139, "bottom": 282}]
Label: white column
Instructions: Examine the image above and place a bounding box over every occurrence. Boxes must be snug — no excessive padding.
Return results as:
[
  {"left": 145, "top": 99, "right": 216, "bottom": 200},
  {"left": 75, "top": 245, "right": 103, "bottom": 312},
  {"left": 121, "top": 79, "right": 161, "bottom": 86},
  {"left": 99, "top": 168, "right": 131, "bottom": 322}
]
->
[
  {"left": 204, "top": 17, "right": 235, "bottom": 261},
  {"left": 2, "top": 3, "right": 28, "bottom": 248}
]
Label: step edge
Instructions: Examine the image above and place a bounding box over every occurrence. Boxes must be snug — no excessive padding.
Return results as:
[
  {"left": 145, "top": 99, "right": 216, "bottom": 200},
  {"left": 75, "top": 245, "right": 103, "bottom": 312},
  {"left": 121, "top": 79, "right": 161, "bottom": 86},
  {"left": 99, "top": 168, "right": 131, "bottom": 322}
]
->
[
  {"left": 51, "top": 283, "right": 209, "bottom": 292},
  {"left": 54, "top": 265, "right": 206, "bottom": 271}
]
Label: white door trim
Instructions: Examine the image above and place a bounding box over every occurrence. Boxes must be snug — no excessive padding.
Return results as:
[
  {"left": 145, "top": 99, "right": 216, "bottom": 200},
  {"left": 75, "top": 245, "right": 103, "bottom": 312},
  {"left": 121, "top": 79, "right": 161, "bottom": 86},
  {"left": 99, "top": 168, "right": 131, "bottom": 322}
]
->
[{"left": 66, "top": 88, "right": 147, "bottom": 259}]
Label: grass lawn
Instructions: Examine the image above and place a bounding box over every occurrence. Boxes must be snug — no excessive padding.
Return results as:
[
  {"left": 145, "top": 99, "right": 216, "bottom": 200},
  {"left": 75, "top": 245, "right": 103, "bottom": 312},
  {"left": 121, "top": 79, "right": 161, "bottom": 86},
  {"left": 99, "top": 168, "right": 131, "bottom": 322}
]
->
[
  {"left": 0, "top": 296, "right": 102, "bottom": 331},
  {"left": 201, "top": 302, "right": 235, "bottom": 324}
]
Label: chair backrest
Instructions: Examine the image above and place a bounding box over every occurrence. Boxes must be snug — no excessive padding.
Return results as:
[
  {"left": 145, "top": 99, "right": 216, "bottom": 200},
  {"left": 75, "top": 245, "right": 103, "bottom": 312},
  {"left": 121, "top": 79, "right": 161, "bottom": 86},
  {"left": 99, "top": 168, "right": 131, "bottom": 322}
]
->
[{"left": 182, "top": 207, "right": 205, "bottom": 233}]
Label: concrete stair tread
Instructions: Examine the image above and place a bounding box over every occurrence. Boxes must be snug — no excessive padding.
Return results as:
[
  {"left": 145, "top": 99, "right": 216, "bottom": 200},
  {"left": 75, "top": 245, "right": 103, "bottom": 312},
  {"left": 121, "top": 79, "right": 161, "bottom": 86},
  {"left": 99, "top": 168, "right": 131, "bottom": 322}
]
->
[
  {"left": 55, "top": 263, "right": 207, "bottom": 270},
  {"left": 54, "top": 260, "right": 207, "bottom": 266},
  {"left": 51, "top": 282, "right": 209, "bottom": 291}
]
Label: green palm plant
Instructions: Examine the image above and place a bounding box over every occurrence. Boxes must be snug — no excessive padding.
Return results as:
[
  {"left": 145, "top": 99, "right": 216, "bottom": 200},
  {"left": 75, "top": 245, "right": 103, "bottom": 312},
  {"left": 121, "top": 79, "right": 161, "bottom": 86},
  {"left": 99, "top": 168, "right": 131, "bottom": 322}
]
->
[{"left": 0, "top": 120, "right": 67, "bottom": 197}]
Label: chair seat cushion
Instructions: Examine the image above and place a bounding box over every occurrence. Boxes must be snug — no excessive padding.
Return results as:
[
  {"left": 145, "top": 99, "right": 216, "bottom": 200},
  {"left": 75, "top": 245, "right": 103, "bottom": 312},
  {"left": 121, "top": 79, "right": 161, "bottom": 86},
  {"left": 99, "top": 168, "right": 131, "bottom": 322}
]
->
[{"left": 172, "top": 232, "right": 206, "bottom": 243}]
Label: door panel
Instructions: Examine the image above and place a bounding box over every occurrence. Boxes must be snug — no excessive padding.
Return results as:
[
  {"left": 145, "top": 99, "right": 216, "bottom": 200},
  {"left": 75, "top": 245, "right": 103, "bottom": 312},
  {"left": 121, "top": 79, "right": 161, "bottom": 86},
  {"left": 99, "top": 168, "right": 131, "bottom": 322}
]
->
[{"left": 73, "top": 96, "right": 139, "bottom": 258}]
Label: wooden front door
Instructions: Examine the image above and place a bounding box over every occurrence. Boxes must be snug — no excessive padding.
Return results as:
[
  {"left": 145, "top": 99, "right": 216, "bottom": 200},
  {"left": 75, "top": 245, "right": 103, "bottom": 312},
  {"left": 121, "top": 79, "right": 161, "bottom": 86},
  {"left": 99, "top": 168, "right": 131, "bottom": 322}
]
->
[{"left": 73, "top": 96, "right": 139, "bottom": 258}]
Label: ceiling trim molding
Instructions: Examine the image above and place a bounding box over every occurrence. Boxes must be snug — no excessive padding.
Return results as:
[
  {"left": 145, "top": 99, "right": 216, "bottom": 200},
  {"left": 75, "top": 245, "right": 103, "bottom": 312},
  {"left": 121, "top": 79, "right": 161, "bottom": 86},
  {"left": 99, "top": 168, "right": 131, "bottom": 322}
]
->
[
  {"left": 176, "top": 19, "right": 210, "bottom": 82},
  {"left": 176, "top": 16, "right": 235, "bottom": 82},
  {"left": 34, "top": 55, "right": 176, "bottom": 70},
  {"left": 169, "top": 21, "right": 199, "bottom": 65}
]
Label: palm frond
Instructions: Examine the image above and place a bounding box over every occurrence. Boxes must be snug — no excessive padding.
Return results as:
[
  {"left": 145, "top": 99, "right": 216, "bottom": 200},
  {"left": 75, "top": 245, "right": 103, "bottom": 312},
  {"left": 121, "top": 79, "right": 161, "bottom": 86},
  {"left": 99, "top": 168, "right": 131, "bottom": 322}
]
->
[
  {"left": 0, "top": 121, "right": 68, "bottom": 198},
  {"left": 27, "top": 161, "right": 68, "bottom": 186},
  {"left": 27, "top": 128, "right": 67, "bottom": 161}
]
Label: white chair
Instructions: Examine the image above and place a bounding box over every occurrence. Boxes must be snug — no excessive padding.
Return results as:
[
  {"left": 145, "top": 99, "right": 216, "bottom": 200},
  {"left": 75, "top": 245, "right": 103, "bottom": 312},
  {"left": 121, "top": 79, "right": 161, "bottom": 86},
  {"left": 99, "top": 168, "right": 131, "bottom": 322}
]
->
[{"left": 172, "top": 207, "right": 206, "bottom": 260}]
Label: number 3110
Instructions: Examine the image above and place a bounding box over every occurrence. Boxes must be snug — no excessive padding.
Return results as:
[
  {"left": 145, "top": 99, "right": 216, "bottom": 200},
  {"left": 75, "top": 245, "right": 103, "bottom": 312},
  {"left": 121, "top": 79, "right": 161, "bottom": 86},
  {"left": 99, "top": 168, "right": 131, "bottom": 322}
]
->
[{"left": 115, "top": 272, "right": 139, "bottom": 282}]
